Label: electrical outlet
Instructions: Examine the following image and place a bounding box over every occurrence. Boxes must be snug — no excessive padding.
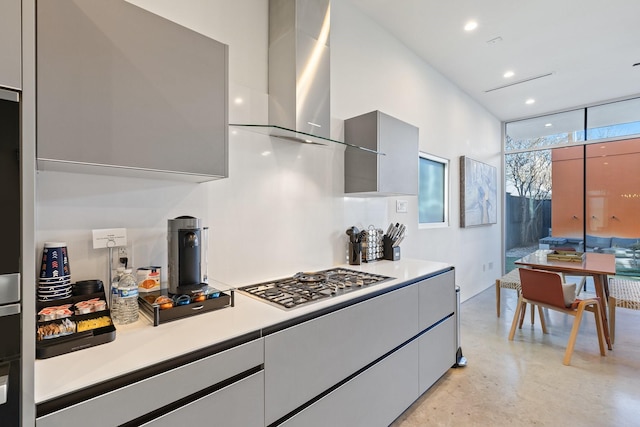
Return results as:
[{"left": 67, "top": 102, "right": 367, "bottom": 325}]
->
[
  {"left": 488, "top": 262, "right": 494, "bottom": 270},
  {"left": 115, "top": 246, "right": 133, "bottom": 269}
]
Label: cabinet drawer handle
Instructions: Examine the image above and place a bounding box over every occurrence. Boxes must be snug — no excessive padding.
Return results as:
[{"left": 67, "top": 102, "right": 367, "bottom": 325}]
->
[
  {"left": 0, "top": 363, "right": 9, "bottom": 405},
  {"left": 0, "top": 304, "right": 20, "bottom": 317}
]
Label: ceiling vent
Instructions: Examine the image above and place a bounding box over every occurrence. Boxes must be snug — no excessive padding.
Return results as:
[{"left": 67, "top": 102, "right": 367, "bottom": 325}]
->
[{"left": 485, "top": 72, "right": 554, "bottom": 93}]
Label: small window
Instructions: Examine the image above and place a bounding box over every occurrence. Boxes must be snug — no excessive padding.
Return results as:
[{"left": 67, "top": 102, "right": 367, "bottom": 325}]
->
[{"left": 418, "top": 152, "right": 449, "bottom": 227}]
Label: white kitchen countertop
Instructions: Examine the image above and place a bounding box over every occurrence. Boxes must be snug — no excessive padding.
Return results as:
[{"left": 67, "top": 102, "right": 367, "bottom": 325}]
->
[{"left": 34, "top": 258, "right": 452, "bottom": 404}]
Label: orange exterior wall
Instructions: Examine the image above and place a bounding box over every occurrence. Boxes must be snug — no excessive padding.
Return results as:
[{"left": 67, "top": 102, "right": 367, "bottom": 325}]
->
[
  {"left": 551, "top": 146, "right": 583, "bottom": 238},
  {"left": 551, "top": 138, "right": 640, "bottom": 239}
]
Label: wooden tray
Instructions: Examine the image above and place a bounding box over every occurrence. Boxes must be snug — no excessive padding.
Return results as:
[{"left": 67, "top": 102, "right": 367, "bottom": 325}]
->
[{"left": 546, "top": 250, "right": 585, "bottom": 262}]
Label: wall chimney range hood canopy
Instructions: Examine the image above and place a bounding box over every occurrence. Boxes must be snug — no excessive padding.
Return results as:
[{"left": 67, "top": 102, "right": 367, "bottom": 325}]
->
[
  {"left": 230, "top": 124, "right": 384, "bottom": 154},
  {"left": 231, "top": 0, "right": 383, "bottom": 155}
]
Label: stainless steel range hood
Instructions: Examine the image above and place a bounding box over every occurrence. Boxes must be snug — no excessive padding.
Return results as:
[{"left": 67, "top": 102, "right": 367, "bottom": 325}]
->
[
  {"left": 231, "top": 0, "right": 380, "bottom": 154},
  {"left": 269, "top": 0, "right": 331, "bottom": 139}
]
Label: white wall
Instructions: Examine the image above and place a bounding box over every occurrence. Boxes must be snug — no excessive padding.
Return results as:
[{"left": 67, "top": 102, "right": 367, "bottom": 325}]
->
[
  {"left": 332, "top": 0, "right": 503, "bottom": 300},
  {"left": 35, "top": 0, "right": 502, "bottom": 301}
]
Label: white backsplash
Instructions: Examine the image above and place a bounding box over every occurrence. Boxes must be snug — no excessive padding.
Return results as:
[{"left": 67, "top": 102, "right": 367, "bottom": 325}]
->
[{"left": 35, "top": 130, "right": 387, "bottom": 288}]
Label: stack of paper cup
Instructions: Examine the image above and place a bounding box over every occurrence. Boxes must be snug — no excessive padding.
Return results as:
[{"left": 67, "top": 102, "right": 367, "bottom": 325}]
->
[{"left": 38, "top": 242, "right": 72, "bottom": 301}]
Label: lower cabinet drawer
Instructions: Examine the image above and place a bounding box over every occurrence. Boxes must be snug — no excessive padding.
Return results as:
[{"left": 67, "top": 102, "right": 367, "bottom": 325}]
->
[
  {"left": 141, "top": 371, "right": 264, "bottom": 427},
  {"left": 36, "top": 338, "right": 263, "bottom": 427},
  {"left": 418, "top": 316, "right": 456, "bottom": 394},
  {"left": 264, "top": 285, "right": 419, "bottom": 425},
  {"left": 418, "top": 269, "right": 455, "bottom": 330},
  {"left": 280, "top": 340, "right": 419, "bottom": 427}
]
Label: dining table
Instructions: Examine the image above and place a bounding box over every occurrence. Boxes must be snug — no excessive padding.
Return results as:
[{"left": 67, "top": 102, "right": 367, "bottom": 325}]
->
[{"left": 515, "top": 249, "right": 616, "bottom": 350}]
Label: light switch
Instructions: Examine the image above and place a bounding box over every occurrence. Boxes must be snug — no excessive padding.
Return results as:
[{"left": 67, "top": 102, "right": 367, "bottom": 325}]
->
[{"left": 396, "top": 200, "right": 408, "bottom": 213}]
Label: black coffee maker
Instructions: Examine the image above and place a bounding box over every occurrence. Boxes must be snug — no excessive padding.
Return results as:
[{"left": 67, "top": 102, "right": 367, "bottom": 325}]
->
[{"left": 168, "top": 216, "right": 207, "bottom": 294}]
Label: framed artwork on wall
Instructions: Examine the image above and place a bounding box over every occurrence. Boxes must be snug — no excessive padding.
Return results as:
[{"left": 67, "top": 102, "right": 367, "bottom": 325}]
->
[{"left": 460, "top": 156, "right": 497, "bottom": 227}]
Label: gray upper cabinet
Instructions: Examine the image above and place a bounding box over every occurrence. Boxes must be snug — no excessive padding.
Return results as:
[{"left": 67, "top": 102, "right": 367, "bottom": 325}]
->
[
  {"left": 36, "top": 0, "right": 228, "bottom": 182},
  {"left": 344, "top": 111, "right": 418, "bottom": 195},
  {"left": 0, "top": 0, "right": 21, "bottom": 89}
]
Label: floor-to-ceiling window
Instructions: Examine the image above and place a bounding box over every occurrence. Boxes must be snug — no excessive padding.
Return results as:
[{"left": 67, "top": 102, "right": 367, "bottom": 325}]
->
[
  {"left": 504, "top": 97, "right": 640, "bottom": 277},
  {"left": 585, "top": 138, "right": 640, "bottom": 275}
]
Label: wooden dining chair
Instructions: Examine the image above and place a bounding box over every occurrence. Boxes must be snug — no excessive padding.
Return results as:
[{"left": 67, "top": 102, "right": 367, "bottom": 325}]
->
[{"left": 508, "top": 268, "right": 607, "bottom": 366}]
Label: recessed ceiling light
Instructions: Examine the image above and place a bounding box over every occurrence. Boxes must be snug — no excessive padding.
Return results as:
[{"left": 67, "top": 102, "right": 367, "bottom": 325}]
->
[
  {"left": 234, "top": 97, "right": 244, "bottom": 105},
  {"left": 464, "top": 21, "right": 478, "bottom": 31},
  {"left": 525, "top": 98, "right": 535, "bottom": 105},
  {"left": 503, "top": 70, "right": 514, "bottom": 78},
  {"left": 544, "top": 123, "right": 552, "bottom": 127}
]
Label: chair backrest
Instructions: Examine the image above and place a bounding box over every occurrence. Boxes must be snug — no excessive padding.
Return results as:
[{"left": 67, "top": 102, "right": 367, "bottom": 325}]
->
[{"left": 518, "top": 268, "right": 567, "bottom": 308}]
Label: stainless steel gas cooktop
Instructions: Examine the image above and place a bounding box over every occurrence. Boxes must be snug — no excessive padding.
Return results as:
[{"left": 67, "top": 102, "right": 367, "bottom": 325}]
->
[{"left": 238, "top": 268, "right": 393, "bottom": 310}]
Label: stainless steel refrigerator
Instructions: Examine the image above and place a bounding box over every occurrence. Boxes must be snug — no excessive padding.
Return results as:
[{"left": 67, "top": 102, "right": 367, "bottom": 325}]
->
[{"left": 0, "top": 87, "right": 21, "bottom": 425}]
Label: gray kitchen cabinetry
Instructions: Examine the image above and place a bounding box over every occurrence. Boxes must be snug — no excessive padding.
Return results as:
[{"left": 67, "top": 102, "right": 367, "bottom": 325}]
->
[
  {"left": 419, "top": 316, "right": 455, "bottom": 394},
  {"left": 419, "top": 269, "right": 456, "bottom": 330},
  {"left": 281, "top": 318, "right": 454, "bottom": 427},
  {"left": 0, "top": 0, "right": 21, "bottom": 89},
  {"left": 36, "top": 339, "right": 264, "bottom": 427},
  {"left": 36, "top": 0, "right": 228, "bottom": 182},
  {"left": 264, "top": 284, "right": 420, "bottom": 425},
  {"left": 418, "top": 269, "right": 456, "bottom": 393},
  {"left": 344, "top": 110, "right": 419, "bottom": 195},
  {"left": 140, "top": 371, "right": 264, "bottom": 427},
  {"left": 265, "top": 268, "right": 455, "bottom": 425},
  {"left": 280, "top": 341, "right": 420, "bottom": 427}
]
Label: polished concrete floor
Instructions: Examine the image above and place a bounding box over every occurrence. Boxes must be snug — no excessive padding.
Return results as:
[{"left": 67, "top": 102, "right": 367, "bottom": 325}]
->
[{"left": 391, "top": 279, "right": 640, "bottom": 427}]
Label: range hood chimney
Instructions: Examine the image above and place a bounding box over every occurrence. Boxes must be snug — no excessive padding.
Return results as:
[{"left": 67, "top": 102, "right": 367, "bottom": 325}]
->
[
  {"left": 231, "top": 0, "right": 381, "bottom": 153},
  {"left": 269, "top": 0, "right": 331, "bottom": 140}
]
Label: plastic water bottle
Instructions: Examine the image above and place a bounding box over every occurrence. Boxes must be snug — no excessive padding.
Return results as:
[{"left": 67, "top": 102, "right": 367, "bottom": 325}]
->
[
  {"left": 110, "top": 267, "right": 125, "bottom": 322},
  {"left": 114, "top": 269, "right": 139, "bottom": 324}
]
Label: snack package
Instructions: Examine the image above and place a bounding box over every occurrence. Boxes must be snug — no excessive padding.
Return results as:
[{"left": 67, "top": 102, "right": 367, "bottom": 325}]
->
[{"left": 137, "top": 267, "right": 161, "bottom": 292}]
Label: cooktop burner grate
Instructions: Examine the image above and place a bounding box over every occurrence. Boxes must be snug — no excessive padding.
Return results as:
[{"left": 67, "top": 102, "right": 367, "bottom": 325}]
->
[{"left": 238, "top": 268, "right": 393, "bottom": 310}]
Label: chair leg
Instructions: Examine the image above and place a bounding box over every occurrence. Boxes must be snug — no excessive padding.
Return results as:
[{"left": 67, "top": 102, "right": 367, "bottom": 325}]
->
[
  {"left": 516, "top": 289, "right": 525, "bottom": 326},
  {"left": 496, "top": 280, "right": 501, "bottom": 317},
  {"left": 608, "top": 296, "right": 616, "bottom": 346},
  {"left": 509, "top": 296, "right": 524, "bottom": 341},
  {"left": 563, "top": 305, "right": 586, "bottom": 365},
  {"left": 537, "top": 305, "right": 547, "bottom": 333},
  {"left": 530, "top": 302, "right": 535, "bottom": 325},
  {"left": 592, "top": 302, "right": 606, "bottom": 356},
  {"left": 518, "top": 301, "right": 527, "bottom": 329}
]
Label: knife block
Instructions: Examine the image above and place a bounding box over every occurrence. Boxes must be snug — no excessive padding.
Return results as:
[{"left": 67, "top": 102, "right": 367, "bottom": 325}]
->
[
  {"left": 383, "top": 236, "right": 401, "bottom": 261},
  {"left": 348, "top": 242, "right": 362, "bottom": 265}
]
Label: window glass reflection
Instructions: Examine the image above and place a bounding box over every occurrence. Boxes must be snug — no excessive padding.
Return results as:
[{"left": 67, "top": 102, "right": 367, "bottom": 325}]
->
[
  {"left": 506, "top": 110, "right": 585, "bottom": 151},
  {"left": 418, "top": 154, "right": 448, "bottom": 225},
  {"left": 587, "top": 97, "right": 640, "bottom": 140}
]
